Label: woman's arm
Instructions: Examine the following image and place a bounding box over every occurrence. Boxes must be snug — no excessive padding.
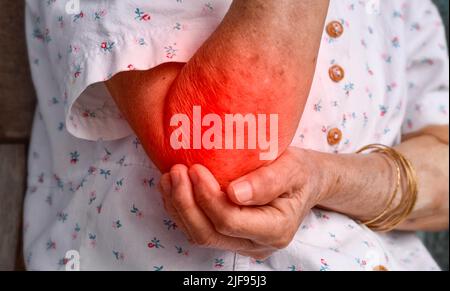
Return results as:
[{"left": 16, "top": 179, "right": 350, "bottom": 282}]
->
[
  {"left": 106, "top": 0, "right": 329, "bottom": 185},
  {"left": 318, "top": 125, "right": 449, "bottom": 231},
  {"left": 156, "top": 126, "right": 448, "bottom": 260}
]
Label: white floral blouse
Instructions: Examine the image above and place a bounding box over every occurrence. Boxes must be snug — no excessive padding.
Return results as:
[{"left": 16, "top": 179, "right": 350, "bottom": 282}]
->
[{"left": 24, "top": 0, "right": 449, "bottom": 271}]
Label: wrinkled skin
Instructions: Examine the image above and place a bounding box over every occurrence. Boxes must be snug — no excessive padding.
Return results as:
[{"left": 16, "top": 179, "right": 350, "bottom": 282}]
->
[{"left": 106, "top": 0, "right": 329, "bottom": 186}]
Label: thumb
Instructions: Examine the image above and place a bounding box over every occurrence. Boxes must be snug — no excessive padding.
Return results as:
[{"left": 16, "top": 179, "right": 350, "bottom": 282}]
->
[{"left": 226, "top": 150, "right": 300, "bottom": 206}]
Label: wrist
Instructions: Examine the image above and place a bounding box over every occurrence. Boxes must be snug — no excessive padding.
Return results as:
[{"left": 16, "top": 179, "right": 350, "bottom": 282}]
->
[
  {"left": 316, "top": 151, "right": 396, "bottom": 222},
  {"left": 293, "top": 149, "right": 339, "bottom": 208},
  {"left": 310, "top": 151, "right": 341, "bottom": 206}
]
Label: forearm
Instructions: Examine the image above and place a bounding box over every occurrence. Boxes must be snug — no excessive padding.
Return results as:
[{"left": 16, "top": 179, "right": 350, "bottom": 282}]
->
[
  {"left": 107, "top": 0, "right": 329, "bottom": 183},
  {"left": 317, "top": 125, "right": 449, "bottom": 231},
  {"left": 176, "top": 0, "right": 329, "bottom": 104},
  {"left": 393, "top": 127, "right": 449, "bottom": 231},
  {"left": 166, "top": 0, "right": 329, "bottom": 143},
  {"left": 108, "top": 0, "right": 329, "bottom": 125}
]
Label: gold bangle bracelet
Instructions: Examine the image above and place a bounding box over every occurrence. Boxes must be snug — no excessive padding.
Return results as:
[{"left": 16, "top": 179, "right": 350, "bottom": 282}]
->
[
  {"left": 357, "top": 145, "right": 401, "bottom": 226},
  {"left": 356, "top": 144, "right": 418, "bottom": 232},
  {"left": 369, "top": 149, "right": 418, "bottom": 232},
  {"left": 368, "top": 149, "right": 418, "bottom": 231}
]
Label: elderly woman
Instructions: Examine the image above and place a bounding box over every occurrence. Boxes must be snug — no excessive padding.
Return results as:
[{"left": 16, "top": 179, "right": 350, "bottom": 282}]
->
[{"left": 24, "top": 0, "right": 448, "bottom": 270}]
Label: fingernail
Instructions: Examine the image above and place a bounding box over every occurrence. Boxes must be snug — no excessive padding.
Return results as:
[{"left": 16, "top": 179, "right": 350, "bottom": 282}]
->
[
  {"left": 232, "top": 181, "right": 253, "bottom": 203},
  {"left": 171, "top": 170, "right": 181, "bottom": 186}
]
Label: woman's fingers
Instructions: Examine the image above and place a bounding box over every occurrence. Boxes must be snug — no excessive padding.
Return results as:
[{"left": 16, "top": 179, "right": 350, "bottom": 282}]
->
[
  {"left": 161, "top": 164, "right": 301, "bottom": 254},
  {"left": 189, "top": 164, "right": 299, "bottom": 249},
  {"left": 226, "top": 149, "right": 302, "bottom": 206},
  {"left": 168, "top": 165, "right": 255, "bottom": 251},
  {"left": 159, "top": 173, "right": 189, "bottom": 234}
]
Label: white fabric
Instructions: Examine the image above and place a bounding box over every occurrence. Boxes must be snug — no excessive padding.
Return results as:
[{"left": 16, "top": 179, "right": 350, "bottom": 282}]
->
[{"left": 24, "top": 0, "right": 448, "bottom": 271}]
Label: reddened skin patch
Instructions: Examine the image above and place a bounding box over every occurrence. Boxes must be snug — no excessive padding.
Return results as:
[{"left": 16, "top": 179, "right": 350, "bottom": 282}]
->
[{"left": 107, "top": 62, "right": 305, "bottom": 187}]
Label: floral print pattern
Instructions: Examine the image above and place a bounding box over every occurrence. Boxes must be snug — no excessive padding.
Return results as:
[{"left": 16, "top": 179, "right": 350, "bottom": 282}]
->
[{"left": 23, "top": 0, "right": 448, "bottom": 271}]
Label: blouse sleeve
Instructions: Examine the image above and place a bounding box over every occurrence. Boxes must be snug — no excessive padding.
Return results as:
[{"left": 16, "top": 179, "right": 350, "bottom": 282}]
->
[
  {"left": 25, "top": 0, "right": 231, "bottom": 141},
  {"left": 402, "top": 0, "right": 449, "bottom": 134}
]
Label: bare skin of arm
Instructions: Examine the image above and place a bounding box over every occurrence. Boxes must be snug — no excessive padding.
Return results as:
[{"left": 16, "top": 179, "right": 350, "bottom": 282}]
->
[
  {"left": 106, "top": 0, "right": 330, "bottom": 186},
  {"left": 153, "top": 125, "right": 448, "bottom": 259},
  {"left": 318, "top": 125, "right": 449, "bottom": 231}
]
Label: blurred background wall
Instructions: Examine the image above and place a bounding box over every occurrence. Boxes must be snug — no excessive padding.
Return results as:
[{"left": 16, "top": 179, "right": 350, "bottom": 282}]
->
[
  {"left": 434, "top": 0, "right": 449, "bottom": 45},
  {"left": 417, "top": 0, "right": 449, "bottom": 271},
  {"left": 0, "top": 0, "right": 33, "bottom": 271},
  {"left": 0, "top": 0, "right": 448, "bottom": 271}
]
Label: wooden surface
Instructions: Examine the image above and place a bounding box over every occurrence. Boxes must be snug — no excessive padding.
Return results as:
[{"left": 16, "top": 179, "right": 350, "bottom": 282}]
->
[
  {"left": 0, "top": 0, "right": 35, "bottom": 141},
  {"left": 0, "top": 145, "right": 26, "bottom": 271}
]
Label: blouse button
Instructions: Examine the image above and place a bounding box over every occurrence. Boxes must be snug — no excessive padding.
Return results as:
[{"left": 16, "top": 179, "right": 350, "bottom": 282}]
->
[
  {"left": 329, "top": 65, "right": 345, "bottom": 83},
  {"left": 326, "top": 21, "right": 344, "bottom": 38},
  {"left": 327, "top": 128, "right": 342, "bottom": 146},
  {"left": 373, "top": 265, "right": 389, "bottom": 271}
]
